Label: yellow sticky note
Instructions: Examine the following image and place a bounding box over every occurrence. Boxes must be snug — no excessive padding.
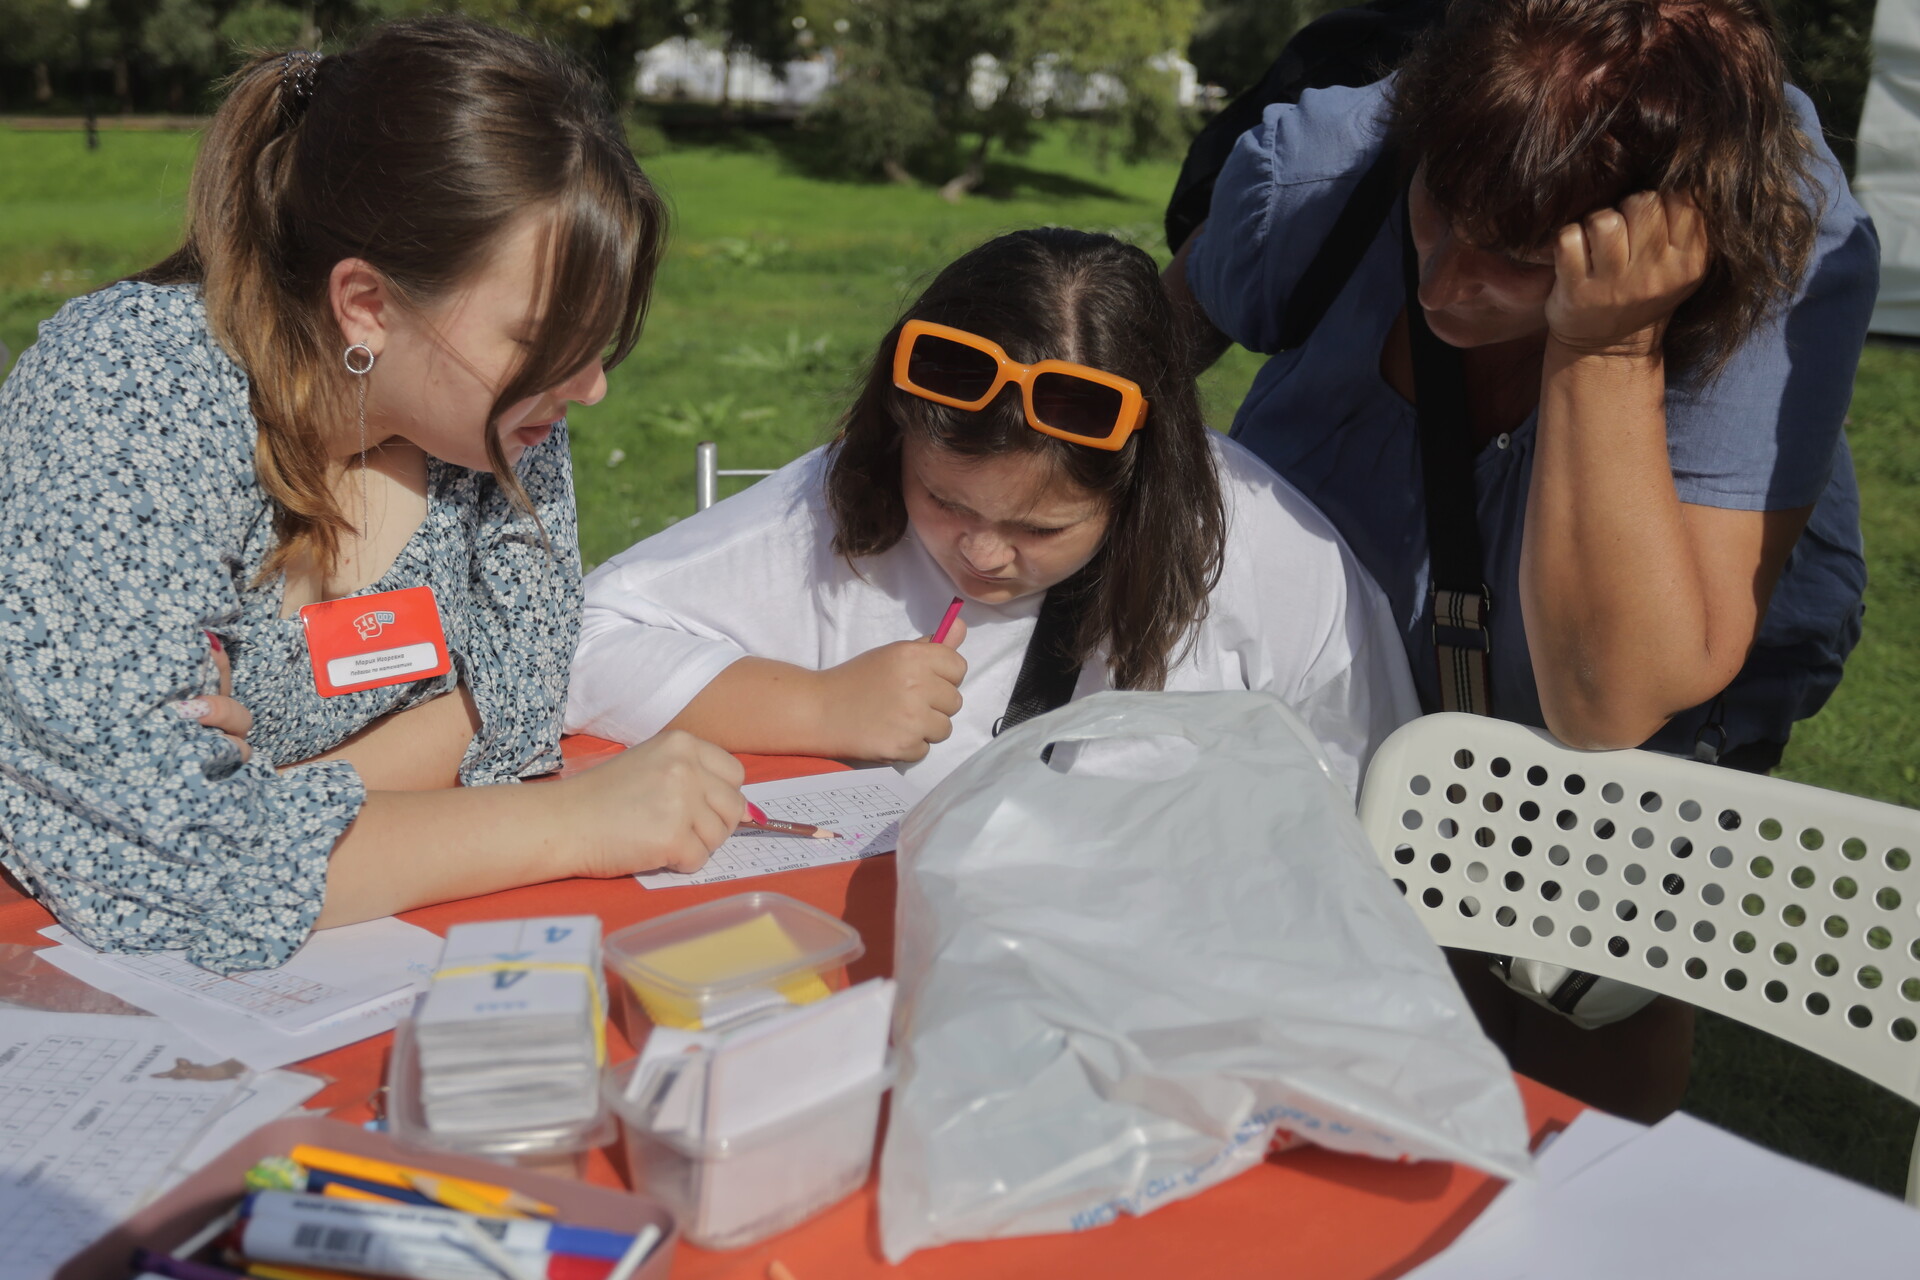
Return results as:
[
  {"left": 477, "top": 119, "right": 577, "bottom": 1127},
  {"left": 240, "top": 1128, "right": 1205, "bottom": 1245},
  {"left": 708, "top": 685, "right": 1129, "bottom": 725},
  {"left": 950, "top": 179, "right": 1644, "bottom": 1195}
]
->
[{"left": 626, "top": 914, "right": 834, "bottom": 1029}]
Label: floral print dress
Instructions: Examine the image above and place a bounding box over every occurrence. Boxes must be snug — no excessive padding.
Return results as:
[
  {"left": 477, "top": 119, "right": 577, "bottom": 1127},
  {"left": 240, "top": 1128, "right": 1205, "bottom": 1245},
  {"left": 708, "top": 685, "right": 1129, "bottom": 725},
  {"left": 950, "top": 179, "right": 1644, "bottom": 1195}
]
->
[{"left": 0, "top": 283, "right": 581, "bottom": 972}]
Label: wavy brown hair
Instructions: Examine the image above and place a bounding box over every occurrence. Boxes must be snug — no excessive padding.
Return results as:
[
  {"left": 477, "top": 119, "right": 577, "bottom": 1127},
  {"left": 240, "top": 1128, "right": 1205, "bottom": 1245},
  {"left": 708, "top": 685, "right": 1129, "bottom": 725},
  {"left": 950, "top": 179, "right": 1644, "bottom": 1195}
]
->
[
  {"left": 134, "top": 17, "right": 667, "bottom": 578},
  {"left": 1391, "top": 0, "right": 1818, "bottom": 380},
  {"left": 827, "top": 228, "right": 1226, "bottom": 692}
]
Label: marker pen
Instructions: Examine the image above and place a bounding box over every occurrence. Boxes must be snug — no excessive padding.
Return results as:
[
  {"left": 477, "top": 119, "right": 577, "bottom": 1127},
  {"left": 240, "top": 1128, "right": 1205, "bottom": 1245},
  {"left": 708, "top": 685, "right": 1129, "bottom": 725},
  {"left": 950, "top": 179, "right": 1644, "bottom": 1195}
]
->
[{"left": 240, "top": 1193, "right": 635, "bottom": 1280}]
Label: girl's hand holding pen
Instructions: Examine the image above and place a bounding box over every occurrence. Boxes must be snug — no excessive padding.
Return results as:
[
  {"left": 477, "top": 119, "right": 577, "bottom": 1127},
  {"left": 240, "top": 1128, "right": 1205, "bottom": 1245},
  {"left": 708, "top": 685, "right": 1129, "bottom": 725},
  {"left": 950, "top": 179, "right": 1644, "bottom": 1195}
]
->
[{"left": 816, "top": 617, "right": 967, "bottom": 764}]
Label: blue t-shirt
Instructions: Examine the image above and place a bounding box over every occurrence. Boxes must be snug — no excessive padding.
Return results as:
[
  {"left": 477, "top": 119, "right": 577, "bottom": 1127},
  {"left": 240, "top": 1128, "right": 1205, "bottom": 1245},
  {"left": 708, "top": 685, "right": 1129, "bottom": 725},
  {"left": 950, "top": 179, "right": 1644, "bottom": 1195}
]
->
[{"left": 1187, "top": 78, "right": 1878, "bottom": 756}]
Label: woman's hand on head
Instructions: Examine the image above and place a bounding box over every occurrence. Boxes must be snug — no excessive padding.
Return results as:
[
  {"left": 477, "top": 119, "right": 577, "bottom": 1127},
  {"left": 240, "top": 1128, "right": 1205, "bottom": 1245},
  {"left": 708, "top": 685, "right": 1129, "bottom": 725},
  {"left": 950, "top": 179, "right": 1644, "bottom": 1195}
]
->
[
  {"left": 174, "top": 638, "right": 252, "bottom": 763},
  {"left": 560, "top": 729, "right": 747, "bottom": 878},
  {"left": 1546, "top": 191, "right": 1709, "bottom": 361},
  {"left": 818, "top": 619, "right": 968, "bottom": 764}
]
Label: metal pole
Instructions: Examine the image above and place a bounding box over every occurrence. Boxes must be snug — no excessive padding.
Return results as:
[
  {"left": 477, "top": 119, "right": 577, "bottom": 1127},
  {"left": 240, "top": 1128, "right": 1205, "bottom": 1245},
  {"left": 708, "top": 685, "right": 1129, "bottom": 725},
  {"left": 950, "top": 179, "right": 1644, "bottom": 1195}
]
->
[
  {"left": 695, "top": 441, "right": 718, "bottom": 512},
  {"left": 78, "top": 8, "right": 97, "bottom": 152}
]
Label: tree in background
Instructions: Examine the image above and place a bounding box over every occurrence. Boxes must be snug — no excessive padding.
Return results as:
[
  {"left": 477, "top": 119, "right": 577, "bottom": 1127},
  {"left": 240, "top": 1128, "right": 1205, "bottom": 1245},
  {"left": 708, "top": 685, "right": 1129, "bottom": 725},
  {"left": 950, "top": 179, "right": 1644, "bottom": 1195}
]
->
[
  {"left": 0, "top": 0, "right": 1882, "bottom": 174},
  {"left": 217, "top": 1, "right": 307, "bottom": 55},
  {"left": 1186, "top": 0, "right": 1343, "bottom": 96},
  {"left": 0, "top": 0, "right": 79, "bottom": 104},
  {"left": 807, "top": 0, "right": 1198, "bottom": 198},
  {"left": 680, "top": 0, "right": 801, "bottom": 108},
  {"left": 140, "top": 0, "right": 219, "bottom": 109},
  {"left": 1187, "top": 0, "right": 1878, "bottom": 176},
  {"left": 1776, "top": 0, "right": 1876, "bottom": 176}
]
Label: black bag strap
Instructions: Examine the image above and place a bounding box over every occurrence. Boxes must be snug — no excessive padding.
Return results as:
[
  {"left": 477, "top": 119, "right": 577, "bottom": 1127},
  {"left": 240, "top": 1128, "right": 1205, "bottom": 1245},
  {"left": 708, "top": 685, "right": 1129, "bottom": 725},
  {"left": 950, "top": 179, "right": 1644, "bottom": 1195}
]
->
[
  {"left": 1400, "top": 196, "right": 1494, "bottom": 715},
  {"left": 994, "top": 587, "right": 1085, "bottom": 739},
  {"left": 1164, "top": 0, "right": 1445, "bottom": 255},
  {"left": 1274, "top": 146, "right": 1402, "bottom": 351}
]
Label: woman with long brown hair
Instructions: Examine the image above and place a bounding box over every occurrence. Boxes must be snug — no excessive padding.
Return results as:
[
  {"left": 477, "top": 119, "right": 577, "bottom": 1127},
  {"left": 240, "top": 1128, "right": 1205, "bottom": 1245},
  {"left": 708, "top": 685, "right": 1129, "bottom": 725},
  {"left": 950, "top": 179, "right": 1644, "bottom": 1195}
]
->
[
  {"left": 0, "top": 18, "right": 745, "bottom": 973},
  {"left": 566, "top": 228, "right": 1418, "bottom": 797},
  {"left": 1168, "top": 0, "right": 1878, "bottom": 1116}
]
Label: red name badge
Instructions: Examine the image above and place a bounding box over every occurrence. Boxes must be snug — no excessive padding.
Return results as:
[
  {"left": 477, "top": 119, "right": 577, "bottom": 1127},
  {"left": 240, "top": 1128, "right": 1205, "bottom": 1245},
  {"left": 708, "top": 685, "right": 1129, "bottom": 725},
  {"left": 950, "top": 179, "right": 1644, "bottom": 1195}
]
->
[{"left": 299, "top": 585, "right": 452, "bottom": 698}]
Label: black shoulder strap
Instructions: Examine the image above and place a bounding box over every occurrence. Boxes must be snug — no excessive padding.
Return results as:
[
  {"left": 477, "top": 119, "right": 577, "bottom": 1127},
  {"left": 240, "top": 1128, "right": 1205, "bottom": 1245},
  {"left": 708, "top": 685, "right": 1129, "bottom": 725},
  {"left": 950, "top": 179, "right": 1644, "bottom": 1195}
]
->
[
  {"left": 1274, "top": 146, "right": 1402, "bottom": 351},
  {"left": 1164, "top": 0, "right": 1446, "bottom": 254},
  {"left": 995, "top": 588, "right": 1084, "bottom": 738},
  {"left": 1400, "top": 197, "right": 1493, "bottom": 715}
]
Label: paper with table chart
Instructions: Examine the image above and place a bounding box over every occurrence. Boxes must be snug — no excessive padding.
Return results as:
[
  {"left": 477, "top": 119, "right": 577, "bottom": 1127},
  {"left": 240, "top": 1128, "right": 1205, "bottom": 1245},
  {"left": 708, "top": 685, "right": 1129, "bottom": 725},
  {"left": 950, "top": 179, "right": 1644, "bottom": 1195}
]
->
[
  {"left": 0, "top": 1012, "right": 246, "bottom": 1280},
  {"left": 638, "top": 767, "right": 926, "bottom": 889},
  {"left": 35, "top": 918, "right": 441, "bottom": 1071},
  {"left": 38, "top": 918, "right": 438, "bottom": 1030},
  {"left": 162, "top": 1068, "right": 325, "bottom": 1189}
]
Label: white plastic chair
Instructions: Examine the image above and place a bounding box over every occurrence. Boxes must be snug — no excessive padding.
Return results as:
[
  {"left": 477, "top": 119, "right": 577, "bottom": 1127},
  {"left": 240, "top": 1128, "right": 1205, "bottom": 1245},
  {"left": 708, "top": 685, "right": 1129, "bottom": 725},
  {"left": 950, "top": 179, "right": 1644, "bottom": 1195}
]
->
[
  {"left": 693, "top": 440, "right": 776, "bottom": 512},
  {"left": 1357, "top": 712, "right": 1920, "bottom": 1202}
]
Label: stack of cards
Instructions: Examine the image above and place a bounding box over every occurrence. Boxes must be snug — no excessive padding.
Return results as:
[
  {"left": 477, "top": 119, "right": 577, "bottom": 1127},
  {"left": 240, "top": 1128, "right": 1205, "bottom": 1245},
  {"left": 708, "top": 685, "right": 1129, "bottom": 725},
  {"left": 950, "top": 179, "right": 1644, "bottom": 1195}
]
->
[{"left": 414, "top": 916, "right": 606, "bottom": 1134}]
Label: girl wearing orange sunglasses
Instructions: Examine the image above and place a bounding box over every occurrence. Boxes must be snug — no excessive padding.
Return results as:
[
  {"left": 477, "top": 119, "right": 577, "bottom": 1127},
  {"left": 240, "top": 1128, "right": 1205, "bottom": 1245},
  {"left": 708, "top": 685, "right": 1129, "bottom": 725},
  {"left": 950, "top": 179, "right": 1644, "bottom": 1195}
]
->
[{"left": 566, "top": 228, "right": 1418, "bottom": 796}]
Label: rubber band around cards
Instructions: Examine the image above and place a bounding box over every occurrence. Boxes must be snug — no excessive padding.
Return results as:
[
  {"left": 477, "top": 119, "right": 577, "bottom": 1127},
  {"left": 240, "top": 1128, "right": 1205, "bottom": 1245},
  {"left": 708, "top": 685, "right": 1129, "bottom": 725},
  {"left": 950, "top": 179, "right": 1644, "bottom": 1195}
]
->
[{"left": 429, "top": 960, "right": 608, "bottom": 1065}]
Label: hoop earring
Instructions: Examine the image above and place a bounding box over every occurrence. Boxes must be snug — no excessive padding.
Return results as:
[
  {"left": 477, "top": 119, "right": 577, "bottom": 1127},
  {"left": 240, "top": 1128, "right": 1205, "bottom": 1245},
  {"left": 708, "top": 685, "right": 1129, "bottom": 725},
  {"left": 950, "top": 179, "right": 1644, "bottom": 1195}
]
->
[{"left": 343, "top": 343, "right": 376, "bottom": 537}]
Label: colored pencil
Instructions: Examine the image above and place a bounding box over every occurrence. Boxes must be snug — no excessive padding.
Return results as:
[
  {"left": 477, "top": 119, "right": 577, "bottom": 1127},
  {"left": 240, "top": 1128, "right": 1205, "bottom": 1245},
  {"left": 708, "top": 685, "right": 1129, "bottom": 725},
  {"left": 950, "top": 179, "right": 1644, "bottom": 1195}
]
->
[
  {"left": 737, "top": 800, "right": 839, "bottom": 840},
  {"left": 131, "top": 1249, "right": 249, "bottom": 1280},
  {"left": 287, "top": 1145, "right": 554, "bottom": 1218}
]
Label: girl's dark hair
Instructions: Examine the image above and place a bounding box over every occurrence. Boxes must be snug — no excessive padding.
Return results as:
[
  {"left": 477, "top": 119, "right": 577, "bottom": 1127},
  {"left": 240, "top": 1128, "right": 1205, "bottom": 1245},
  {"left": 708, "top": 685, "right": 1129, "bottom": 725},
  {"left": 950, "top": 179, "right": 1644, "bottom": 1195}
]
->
[
  {"left": 827, "top": 228, "right": 1226, "bottom": 692},
  {"left": 135, "top": 17, "right": 667, "bottom": 577},
  {"left": 1391, "top": 0, "right": 1818, "bottom": 380}
]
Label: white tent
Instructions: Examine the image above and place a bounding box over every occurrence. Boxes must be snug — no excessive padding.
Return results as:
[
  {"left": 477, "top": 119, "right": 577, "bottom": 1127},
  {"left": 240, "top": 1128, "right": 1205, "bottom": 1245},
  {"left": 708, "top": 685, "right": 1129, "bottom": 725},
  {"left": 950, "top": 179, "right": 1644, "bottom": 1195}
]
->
[
  {"left": 634, "top": 38, "right": 832, "bottom": 108},
  {"left": 1856, "top": 0, "right": 1920, "bottom": 337}
]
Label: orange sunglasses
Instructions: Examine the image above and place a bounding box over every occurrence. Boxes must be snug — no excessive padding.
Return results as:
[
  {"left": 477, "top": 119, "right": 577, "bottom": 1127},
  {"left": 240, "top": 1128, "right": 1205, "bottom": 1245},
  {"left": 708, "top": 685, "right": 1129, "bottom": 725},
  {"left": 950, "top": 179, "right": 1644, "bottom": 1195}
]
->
[{"left": 891, "top": 320, "right": 1149, "bottom": 451}]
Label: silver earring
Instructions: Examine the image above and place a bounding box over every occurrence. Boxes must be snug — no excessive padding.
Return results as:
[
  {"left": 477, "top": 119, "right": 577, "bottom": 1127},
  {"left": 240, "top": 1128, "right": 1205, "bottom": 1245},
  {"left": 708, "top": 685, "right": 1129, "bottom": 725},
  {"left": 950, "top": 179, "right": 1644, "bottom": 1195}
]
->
[{"left": 343, "top": 343, "right": 375, "bottom": 537}]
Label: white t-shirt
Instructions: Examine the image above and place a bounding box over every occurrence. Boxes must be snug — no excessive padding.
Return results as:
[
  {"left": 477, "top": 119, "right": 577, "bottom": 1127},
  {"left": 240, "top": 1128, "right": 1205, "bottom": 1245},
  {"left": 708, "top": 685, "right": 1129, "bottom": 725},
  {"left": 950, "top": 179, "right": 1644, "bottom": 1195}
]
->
[{"left": 566, "top": 435, "right": 1420, "bottom": 796}]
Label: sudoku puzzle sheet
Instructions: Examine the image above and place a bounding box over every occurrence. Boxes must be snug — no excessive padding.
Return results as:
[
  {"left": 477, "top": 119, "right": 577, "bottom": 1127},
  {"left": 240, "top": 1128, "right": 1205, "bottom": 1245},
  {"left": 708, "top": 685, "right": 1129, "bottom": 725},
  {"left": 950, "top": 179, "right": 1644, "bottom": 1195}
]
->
[
  {"left": 639, "top": 769, "right": 921, "bottom": 889},
  {"left": 97, "top": 952, "right": 344, "bottom": 1019},
  {"left": 0, "top": 1018, "right": 241, "bottom": 1280}
]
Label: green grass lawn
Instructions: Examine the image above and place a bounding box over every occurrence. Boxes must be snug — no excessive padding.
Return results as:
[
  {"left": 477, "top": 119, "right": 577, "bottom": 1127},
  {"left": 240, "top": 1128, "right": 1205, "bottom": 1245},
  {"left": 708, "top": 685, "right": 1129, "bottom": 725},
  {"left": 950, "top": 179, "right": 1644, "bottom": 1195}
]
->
[{"left": 5, "top": 123, "right": 1919, "bottom": 1192}]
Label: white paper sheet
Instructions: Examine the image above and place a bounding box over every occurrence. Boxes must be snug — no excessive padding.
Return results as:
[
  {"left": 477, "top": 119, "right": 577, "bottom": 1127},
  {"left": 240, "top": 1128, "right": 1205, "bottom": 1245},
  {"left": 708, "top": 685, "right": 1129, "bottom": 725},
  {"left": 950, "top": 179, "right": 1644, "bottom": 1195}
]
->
[
  {"left": 39, "top": 919, "right": 440, "bottom": 1031},
  {"left": 1439, "top": 1111, "right": 1643, "bottom": 1254},
  {"left": 0, "top": 1011, "right": 246, "bottom": 1280},
  {"left": 1405, "top": 1111, "right": 1920, "bottom": 1280},
  {"left": 37, "top": 922, "right": 438, "bottom": 1071},
  {"left": 164, "top": 1069, "right": 325, "bottom": 1186},
  {"left": 703, "top": 978, "right": 894, "bottom": 1141},
  {"left": 638, "top": 768, "right": 925, "bottom": 889}
]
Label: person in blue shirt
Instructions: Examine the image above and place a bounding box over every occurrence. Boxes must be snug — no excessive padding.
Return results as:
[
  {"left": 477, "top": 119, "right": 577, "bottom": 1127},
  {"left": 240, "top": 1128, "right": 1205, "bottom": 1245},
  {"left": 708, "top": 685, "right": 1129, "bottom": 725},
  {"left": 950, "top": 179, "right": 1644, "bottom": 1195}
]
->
[{"left": 1168, "top": 0, "right": 1878, "bottom": 1120}]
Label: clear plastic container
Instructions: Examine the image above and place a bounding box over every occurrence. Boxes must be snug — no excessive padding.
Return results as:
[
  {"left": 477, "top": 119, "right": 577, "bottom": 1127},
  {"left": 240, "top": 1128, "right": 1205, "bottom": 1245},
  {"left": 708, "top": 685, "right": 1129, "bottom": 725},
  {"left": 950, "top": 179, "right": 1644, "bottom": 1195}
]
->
[
  {"left": 604, "top": 1056, "right": 891, "bottom": 1250},
  {"left": 386, "top": 1018, "right": 615, "bottom": 1178},
  {"left": 603, "top": 892, "right": 864, "bottom": 1044}
]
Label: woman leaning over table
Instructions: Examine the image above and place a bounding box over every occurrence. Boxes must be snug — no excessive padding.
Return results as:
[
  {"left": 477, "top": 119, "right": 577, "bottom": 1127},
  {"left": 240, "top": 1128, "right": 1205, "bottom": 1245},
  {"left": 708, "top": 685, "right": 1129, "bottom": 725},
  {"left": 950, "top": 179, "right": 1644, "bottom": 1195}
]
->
[
  {"left": 0, "top": 18, "right": 746, "bottom": 975},
  {"left": 1166, "top": 0, "right": 1878, "bottom": 1119}
]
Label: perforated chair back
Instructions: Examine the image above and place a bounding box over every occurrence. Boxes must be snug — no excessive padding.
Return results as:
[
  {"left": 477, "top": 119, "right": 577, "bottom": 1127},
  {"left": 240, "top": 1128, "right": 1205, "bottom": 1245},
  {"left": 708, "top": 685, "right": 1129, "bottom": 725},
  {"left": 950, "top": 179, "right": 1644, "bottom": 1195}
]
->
[{"left": 1357, "top": 713, "right": 1920, "bottom": 1110}]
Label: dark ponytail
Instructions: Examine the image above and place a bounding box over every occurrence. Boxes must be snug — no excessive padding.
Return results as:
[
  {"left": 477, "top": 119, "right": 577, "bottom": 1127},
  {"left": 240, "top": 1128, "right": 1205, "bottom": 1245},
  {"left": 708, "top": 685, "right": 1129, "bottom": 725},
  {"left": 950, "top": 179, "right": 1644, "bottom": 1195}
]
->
[{"left": 135, "top": 18, "right": 667, "bottom": 578}]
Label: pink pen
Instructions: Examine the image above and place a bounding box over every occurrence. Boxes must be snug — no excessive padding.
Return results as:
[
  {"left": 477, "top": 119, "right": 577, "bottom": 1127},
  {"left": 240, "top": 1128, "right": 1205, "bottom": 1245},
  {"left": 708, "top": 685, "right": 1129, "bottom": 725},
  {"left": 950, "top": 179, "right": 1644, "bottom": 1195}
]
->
[{"left": 931, "top": 596, "right": 964, "bottom": 644}]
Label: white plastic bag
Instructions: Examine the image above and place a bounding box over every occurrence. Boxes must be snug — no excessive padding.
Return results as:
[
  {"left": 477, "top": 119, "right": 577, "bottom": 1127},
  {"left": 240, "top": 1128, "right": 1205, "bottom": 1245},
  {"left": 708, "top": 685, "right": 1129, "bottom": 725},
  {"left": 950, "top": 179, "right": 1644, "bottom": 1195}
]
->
[{"left": 878, "top": 691, "right": 1531, "bottom": 1262}]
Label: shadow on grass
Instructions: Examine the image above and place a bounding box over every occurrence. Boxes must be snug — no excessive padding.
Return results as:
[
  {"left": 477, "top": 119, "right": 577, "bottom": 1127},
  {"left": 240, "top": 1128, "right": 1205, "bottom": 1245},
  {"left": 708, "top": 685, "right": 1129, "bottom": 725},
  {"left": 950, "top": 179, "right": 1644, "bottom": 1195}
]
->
[
  {"left": 1683, "top": 1009, "right": 1917, "bottom": 1195},
  {"left": 644, "top": 102, "right": 799, "bottom": 152},
  {"left": 972, "top": 158, "right": 1135, "bottom": 203},
  {"left": 678, "top": 114, "right": 1141, "bottom": 205}
]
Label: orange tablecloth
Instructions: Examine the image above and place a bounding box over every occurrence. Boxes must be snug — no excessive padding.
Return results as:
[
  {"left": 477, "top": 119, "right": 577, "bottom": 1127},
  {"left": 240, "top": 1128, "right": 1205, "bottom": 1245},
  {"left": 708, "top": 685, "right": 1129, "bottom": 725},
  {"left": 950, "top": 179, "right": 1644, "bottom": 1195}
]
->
[{"left": 0, "top": 738, "right": 1585, "bottom": 1280}]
